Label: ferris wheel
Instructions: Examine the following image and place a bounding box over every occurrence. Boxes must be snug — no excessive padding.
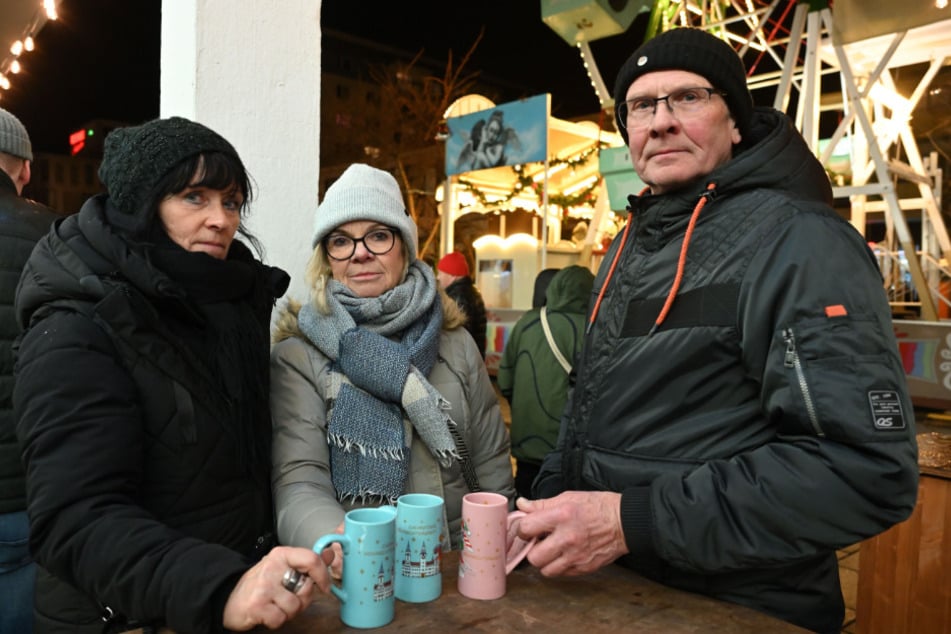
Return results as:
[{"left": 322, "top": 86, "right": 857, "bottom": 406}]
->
[{"left": 544, "top": 0, "right": 951, "bottom": 319}]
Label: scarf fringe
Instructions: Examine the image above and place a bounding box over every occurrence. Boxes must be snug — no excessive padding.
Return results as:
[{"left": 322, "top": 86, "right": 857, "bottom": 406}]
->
[
  {"left": 433, "top": 447, "right": 459, "bottom": 469},
  {"left": 299, "top": 264, "right": 456, "bottom": 502},
  {"left": 327, "top": 432, "right": 406, "bottom": 461},
  {"left": 337, "top": 490, "right": 398, "bottom": 506},
  {"left": 328, "top": 429, "right": 456, "bottom": 466}
]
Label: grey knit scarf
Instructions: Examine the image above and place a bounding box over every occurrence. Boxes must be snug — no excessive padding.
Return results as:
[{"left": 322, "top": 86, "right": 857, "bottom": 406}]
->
[{"left": 297, "top": 261, "right": 459, "bottom": 502}]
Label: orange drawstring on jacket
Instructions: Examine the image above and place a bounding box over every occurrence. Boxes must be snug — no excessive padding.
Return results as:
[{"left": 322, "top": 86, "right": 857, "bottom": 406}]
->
[
  {"left": 587, "top": 208, "right": 633, "bottom": 333},
  {"left": 587, "top": 182, "right": 718, "bottom": 336}
]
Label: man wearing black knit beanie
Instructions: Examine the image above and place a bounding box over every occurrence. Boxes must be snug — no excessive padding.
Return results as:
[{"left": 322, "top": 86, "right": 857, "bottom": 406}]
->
[{"left": 514, "top": 28, "right": 918, "bottom": 634}]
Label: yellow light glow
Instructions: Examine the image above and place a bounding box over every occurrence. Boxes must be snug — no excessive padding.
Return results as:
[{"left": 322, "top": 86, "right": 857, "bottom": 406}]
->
[
  {"left": 456, "top": 190, "right": 476, "bottom": 207},
  {"left": 532, "top": 162, "right": 569, "bottom": 183},
  {"left": 472, "top": 233, "right": 538, "bottom": 251},
  {"left": 44, "top": 0, "right": 58, "bottom": 20},
  {"left": 24, "top": 37, "right": 34, "bottom": 51},
  {"left": 10, "top": 61, "right": 20, "bottom": 74},
  {"left": 10, "top": 41, "right": 23, "bottom": 56},
  {"left": 868, "top": 83, "right": 911, "bottom": 120},
  {"left": 562, "top": 175, "right": 599, "bottom": 196}
]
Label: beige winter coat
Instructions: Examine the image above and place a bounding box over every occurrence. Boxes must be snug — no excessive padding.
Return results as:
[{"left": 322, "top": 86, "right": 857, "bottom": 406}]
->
[{"left": 270, "top": 297, "right": 514, "bottom": 550}]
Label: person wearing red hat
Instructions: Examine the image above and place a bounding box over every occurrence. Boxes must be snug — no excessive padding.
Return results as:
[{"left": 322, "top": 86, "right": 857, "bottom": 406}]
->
[{"left": 437, "top": 252, "right": 487, "bottom": 360}]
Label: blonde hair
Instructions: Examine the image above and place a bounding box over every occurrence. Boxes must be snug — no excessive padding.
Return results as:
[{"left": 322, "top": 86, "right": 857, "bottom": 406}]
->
[{"left": 304, "top": 239, "right": 465, "bottom": 329}]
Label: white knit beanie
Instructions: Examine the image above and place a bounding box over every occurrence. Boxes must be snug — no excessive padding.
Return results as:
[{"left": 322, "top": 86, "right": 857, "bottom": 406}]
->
[
  {"left": 0, "top": 107, "right": 32, "bottom": 160},
  {"left": 312, "top": 163, "right": 418, "bottom": 261}
]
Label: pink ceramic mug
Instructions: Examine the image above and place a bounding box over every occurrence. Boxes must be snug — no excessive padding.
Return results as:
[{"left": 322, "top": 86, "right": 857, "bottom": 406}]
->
[{"left": 457, "top": 492, "right": 536, "bottom": 600}]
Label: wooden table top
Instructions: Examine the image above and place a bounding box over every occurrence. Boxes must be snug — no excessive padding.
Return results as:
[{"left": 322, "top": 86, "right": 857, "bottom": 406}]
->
[{"left": 270, "top": 550, "right": 806, "bottom": 633}]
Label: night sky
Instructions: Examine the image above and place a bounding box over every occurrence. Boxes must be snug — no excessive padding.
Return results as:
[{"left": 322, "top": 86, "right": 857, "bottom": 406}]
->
[
  {"left": 5, "top": 0, "right": 651, "bottom": 154},
  {"left": 4, "top": 0, "right": 161, "bottom": 154},
  {"left": 319, "top": 1, "right": 652, "bottom": 119}
]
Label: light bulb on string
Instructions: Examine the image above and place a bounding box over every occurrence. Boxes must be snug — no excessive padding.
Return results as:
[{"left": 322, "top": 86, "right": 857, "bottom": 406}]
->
[
  {"left": 11, "top": 41, "right": 23, "bottom": 56},
  {"left": 24, "top": 37, "right": 34, "bottom": 51}
]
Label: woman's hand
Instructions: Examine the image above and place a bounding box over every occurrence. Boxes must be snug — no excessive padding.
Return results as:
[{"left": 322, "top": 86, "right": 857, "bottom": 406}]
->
[
  {"left": 222, "top": 545, "right": 334, "bottom": 631},
  {"left": 328, "top": 522, "right": 345, "bottom": 580}
]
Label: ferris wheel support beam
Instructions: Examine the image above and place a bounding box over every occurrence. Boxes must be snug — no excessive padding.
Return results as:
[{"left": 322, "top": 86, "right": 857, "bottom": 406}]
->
[
  {"left": 825, "top": 10, "right": 939, "bottom": 319},
  {"left": 773, "top": 2, "right": 808, "bottom": 113},
  {"left": 645, "top": 0, "right": 949, "bottom": 319}
]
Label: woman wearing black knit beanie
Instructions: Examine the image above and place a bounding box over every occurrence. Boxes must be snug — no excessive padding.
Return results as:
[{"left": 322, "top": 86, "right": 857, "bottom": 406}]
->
[{"left": 13, "top": 116, "right": 334, "bottom": 633}]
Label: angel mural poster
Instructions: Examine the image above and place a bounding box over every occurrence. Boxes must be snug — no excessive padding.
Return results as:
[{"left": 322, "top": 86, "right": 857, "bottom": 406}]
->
[{"left": 445, "top": 94, "right": 549, "bottom": 176}]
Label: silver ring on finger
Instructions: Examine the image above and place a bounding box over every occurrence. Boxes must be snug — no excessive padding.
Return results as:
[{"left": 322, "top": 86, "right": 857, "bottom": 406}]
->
[{"left": 282, "top": 568, "right": 306, "bottom": 593}]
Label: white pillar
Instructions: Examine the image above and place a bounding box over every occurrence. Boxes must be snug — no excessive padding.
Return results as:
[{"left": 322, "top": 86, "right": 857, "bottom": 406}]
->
[{"left": 160, "top": 0, "right": 321, "bottom": 307}]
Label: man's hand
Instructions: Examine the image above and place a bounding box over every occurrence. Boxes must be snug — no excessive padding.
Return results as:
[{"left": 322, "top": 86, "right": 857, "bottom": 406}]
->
[{"left": 515, "top": 492, "right": 628, "bottom": 576}]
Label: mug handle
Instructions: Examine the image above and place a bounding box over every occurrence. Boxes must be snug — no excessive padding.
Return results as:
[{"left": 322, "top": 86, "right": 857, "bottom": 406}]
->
[
  {"left": 504, "top": 511, "right": 537, "bottom": 575},
  {"left": 313, "top": 533, "right": 351, "bottom": 602}
]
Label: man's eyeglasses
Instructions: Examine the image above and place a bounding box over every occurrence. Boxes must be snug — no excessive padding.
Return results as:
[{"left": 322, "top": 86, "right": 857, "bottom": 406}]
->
[
  {"left": 325, "top": 227, "right": 399, "bottom": 260},
  {"left": 616, "top": 87, "right": 726, "bottom": 130}
]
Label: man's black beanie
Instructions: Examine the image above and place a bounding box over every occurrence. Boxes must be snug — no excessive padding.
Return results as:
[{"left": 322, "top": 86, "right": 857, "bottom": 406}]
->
[
  {"left": 613, "top": 28, "right": 754, "bottom": 144},
  {"left": 98, "top": 116, "right": 242, "bottom": 217}
]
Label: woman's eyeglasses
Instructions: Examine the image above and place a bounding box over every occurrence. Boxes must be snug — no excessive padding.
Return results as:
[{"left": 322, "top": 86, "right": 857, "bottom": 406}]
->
[{"left": 325, "top": 227, "right": 399, "bottom": 260}]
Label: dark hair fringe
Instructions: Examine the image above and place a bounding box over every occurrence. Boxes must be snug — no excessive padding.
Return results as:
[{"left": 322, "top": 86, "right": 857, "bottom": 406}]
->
[{"left": 137, "top": 152, "right": 265, "bottom": 257}]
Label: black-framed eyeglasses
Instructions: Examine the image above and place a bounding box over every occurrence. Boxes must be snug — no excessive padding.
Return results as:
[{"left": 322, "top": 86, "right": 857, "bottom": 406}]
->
[
  {"left": 616, "top": 87, "right": 726, "bottom": 130},
  {"left": 324, "top": 227, "right": 399, "bottom": 261}
]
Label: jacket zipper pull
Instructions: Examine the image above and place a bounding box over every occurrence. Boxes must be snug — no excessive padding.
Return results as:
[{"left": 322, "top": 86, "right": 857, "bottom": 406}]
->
[
  {"left": 782, "top": 327, "right": 825, "bottom": 437},
  {"left": 783, "top": 328, "right": 796, "bottom": 367}
]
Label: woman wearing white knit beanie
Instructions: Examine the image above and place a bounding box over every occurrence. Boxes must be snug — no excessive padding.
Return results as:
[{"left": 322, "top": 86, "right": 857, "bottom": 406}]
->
[{"left": 270, "top": 163, "right": 515, "bottom": 577}]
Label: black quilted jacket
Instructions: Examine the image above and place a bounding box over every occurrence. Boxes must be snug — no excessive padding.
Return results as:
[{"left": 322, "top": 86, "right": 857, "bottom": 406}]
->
[
  {"left": 0, "top": 171, "right": 56, "bottom": 514},
  {"left": 535, "top": 108, "right": 918, "bottom": 634},
  {"left": 14, "top": 194, "right": 287, "bottom": 633}
]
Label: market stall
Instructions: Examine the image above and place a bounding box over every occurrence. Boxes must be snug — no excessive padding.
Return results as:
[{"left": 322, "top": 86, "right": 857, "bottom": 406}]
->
[{"left": 440, "top": 93, "right": 627, "bottom": 367}]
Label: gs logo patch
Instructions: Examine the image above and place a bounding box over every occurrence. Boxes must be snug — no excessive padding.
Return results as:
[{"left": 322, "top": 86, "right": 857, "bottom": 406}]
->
[{"left": 868, "top": 391, "right": 906, "bottom": 430}]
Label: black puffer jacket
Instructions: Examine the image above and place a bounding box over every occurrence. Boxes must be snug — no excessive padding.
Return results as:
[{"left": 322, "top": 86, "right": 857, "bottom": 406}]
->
[
  {"left": 14, "top": 195, "right": 288, "bottom": 633},
  {"left": 0, "top": 171, "right": 56, "bottom": 514},
  {"left": 535, "top": 108, "right": 918, "bottom": 633},
  {"left": 444, "top": 276, "right": 487, "bottom": 358}
]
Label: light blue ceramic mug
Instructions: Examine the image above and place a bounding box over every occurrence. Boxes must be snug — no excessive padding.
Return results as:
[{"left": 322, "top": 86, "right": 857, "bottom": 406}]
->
[
  {"left": 312, "top": 506, "right": 397, "bottom": 629},
  {"left": 394, "top": 493, "right": 446, "bottom": 603}
]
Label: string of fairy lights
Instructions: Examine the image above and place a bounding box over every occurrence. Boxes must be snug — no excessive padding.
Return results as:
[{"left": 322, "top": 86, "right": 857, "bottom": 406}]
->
[
  {"left": 456, "top": 142, "right": 606, "bottom": 214},
  {"left": 0, "top": 0, "right": 59, "bottom": 99}
]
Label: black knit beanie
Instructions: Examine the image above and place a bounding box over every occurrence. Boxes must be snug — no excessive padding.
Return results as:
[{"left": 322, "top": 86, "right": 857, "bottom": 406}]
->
[
  {"left": 98, "top": 116, "right": 242, "bottom": 216},
  {"left": 613, "top": 28, "right": 754, "bottom": 144}
]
